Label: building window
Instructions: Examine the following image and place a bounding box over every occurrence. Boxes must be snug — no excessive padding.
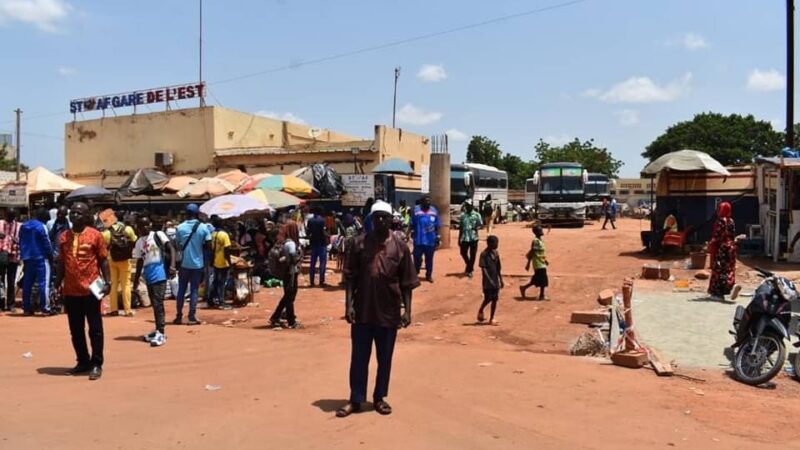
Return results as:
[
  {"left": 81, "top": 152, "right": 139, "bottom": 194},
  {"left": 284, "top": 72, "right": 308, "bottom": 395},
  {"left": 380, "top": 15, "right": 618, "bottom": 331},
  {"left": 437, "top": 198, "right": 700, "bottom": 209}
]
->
[
  {"left": 633, "top": 190, "right": 645, "bottom": 195},
  {"left": 618, "top": 189, "right": 630, "bottom": 195},
  {"left": 610, "top": 190, "right": 617, "bottom": 195}
]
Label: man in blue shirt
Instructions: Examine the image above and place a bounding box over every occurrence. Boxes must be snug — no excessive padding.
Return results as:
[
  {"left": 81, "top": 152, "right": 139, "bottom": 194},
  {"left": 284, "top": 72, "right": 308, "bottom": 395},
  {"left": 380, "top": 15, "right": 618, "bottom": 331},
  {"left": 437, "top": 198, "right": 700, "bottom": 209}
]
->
[
  {"left": 20, "top": 208, "right": 54, "bottom": 315},
  {"left": 173, "top": 204, "right": 211, "bottom": 325},
  {"left": 410, "top": 196, "right": 441, "bottom": 283},
  {"left": 306, "top": 207, "right": 329, "bottom": 287}
]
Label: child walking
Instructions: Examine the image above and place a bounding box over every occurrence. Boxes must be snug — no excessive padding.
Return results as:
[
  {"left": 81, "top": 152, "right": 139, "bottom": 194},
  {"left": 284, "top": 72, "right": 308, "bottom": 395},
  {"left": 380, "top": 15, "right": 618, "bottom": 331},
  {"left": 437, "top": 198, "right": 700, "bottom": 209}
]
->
[
  {"left": 477, "top": 235, "right": 503, "bottom": 325},
  {"left": 520, "top": 225, "right": 549, "bottom": 300},
  {"left": 132, "top": 217, "right": 175, "bottom": 347}
]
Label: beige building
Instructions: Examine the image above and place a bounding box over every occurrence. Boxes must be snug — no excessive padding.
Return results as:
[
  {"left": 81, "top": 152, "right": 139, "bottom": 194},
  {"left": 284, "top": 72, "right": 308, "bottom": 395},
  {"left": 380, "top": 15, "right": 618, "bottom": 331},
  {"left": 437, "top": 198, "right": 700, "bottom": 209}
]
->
[
  {"left": 610, "top": 178, "right": 656, "bottom": 207},
  {"left": 64, "top": 106, "right": 429, "bottom": 192}
]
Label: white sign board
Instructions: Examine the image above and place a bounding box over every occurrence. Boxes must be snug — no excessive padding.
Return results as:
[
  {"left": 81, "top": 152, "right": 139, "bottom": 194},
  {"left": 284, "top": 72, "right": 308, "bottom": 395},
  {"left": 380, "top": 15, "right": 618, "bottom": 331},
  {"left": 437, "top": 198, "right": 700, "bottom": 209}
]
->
[
  {"left": 0, "top": 182, "right": 26, "bottom": 206},
  {"left": 341, "top": 174, "right": 374, "bottom": 207},
  {"left": 420, "top": 164, "right": 430, "bottom": 194}
]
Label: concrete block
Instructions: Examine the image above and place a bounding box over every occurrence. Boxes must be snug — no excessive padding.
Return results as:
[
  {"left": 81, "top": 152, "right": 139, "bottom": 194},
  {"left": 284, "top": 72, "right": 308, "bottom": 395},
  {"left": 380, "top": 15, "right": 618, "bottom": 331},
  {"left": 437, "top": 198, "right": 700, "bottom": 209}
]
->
[
  {"left": 570, "top": 310, "right": 610, "bottom": 325},
  {"left": 597, "top": 289, "right": 615, "bottom": 306},
  {"left": 611, "top": 350, "right": 648, "bottom": 369}
]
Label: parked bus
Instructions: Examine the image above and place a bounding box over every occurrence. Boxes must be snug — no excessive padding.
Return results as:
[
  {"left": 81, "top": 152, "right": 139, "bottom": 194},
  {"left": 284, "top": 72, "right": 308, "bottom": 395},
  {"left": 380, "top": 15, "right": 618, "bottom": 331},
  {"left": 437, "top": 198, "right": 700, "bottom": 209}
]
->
[
  {"left": 524, "top": 177, "right": 537, "bottom": 206},
  {"left": 585, "top": 173, "right": 612, "bottom": 219},
  {"left": 450, "top": 163, "right": 509, "bottom": 225},
  {"left": 531, "top": 162, "right": 587, "bottom": 226}
]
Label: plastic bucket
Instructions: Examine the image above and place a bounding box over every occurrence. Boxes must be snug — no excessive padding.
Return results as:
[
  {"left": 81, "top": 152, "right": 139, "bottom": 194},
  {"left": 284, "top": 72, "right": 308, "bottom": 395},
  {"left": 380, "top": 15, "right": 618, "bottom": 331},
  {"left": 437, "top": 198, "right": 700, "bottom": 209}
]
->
[{"left": 689, "top": 252, "right": 707, "bottom": 270}]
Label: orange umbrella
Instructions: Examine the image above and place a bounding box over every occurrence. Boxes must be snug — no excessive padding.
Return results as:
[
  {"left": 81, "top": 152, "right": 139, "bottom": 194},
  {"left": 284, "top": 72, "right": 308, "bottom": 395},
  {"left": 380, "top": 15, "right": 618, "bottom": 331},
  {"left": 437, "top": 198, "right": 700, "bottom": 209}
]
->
[
  {"left": 216, "top": 169, "right": 250, "bottom": 188},
  {"left": 177, "top": 177, "right": 237, "bottom": 198}
]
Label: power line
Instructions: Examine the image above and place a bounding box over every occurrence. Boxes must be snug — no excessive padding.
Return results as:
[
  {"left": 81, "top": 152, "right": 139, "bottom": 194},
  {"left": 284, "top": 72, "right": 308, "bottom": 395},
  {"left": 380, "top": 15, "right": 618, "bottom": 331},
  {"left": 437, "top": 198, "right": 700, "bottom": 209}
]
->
[{"left": 211, "top": 0, "right": 590, "bottom": 86}]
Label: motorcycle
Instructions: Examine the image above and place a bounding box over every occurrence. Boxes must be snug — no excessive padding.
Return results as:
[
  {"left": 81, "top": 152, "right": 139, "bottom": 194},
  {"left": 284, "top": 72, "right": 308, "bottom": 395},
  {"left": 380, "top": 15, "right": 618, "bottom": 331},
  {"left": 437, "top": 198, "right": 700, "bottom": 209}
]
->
[{"left": 730, "top": 267, "right": 798, "bottom": 386}]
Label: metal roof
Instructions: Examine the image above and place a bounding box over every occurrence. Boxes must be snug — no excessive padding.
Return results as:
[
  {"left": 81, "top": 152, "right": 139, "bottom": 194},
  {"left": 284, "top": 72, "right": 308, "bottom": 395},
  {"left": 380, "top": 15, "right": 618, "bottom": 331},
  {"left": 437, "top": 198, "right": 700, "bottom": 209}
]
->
[{"left": 754, "top": 156, "right": 800, "bottom": 168}]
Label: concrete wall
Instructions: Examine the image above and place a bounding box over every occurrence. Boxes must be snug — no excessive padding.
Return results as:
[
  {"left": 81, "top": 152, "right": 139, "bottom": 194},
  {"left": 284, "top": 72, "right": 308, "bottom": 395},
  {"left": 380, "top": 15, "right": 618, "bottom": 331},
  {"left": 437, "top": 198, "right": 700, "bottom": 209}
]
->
[
  {"left": 64, "top": 107, "right": 430, "bottom": 190},
  {"left": 65, "top": 107, "right": 215, "bottom": 185}
]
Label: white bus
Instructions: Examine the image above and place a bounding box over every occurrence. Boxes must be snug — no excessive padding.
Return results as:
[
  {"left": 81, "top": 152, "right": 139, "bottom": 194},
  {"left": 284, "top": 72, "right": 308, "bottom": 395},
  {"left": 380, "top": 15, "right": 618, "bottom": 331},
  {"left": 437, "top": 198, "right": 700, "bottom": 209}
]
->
[{"left": 450, "top": 163, "right": 509, "bottom": 224}]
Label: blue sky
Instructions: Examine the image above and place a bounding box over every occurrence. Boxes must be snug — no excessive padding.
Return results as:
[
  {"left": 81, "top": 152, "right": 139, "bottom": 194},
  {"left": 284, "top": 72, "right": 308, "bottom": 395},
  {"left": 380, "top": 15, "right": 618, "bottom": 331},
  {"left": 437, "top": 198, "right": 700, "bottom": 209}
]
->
[{"left": 0, "top": 0, "right": 791, "bottom": 176}]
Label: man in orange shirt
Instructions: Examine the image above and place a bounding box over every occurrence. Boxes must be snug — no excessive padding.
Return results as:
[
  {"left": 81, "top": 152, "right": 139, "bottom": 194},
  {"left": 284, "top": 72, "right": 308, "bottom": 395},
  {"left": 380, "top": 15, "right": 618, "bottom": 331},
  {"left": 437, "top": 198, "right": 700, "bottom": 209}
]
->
[{"left": 56, "top": 202, "right": 111, "bottom": 381}]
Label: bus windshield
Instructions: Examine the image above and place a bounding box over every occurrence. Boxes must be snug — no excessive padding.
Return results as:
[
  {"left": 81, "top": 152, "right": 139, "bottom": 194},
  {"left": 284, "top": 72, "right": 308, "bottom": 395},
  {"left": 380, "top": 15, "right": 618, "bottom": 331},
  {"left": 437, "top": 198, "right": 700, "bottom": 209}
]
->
[
  {"left": 540, "top": 168, "right": 583, "bottom": 195},
  {"left": 450, "top": 170, "right": 473, "bottom": 205}
]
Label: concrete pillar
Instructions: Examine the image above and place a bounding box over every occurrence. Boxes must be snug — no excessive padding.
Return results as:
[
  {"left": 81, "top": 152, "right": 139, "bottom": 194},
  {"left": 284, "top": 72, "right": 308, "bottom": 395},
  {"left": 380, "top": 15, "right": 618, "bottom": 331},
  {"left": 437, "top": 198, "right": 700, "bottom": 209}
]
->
[{"left": 430, "top": 152, "right": 451, "bottom": 249}]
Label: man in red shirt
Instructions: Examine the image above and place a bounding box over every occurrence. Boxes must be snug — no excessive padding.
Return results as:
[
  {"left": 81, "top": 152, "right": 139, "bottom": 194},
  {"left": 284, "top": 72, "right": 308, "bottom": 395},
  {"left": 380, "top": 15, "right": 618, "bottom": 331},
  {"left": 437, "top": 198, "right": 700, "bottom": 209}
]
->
[{"left": 56, "top": 202, "right": 110, "bottom": 381}]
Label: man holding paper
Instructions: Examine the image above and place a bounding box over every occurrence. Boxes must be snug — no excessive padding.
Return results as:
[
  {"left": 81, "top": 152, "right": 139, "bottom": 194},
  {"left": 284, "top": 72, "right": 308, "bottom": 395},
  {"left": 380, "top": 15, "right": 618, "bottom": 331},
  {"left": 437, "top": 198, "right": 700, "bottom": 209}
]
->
[{"left": 56, "top": 202, "right": 111, "bottom": 381}]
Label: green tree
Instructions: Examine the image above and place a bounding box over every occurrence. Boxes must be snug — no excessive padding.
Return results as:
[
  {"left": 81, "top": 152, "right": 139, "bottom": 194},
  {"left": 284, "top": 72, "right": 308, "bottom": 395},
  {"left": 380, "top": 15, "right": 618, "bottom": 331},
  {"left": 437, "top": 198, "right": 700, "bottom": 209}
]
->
[
  {"left": 500, "top": 152, "right": 537, "bottom": 190},
  {"left": 466, "top": 136, "right": 502, "bottom": 168},
  {"left": 0, "top": 144, "right": 22, "bottom": 172},
  {"left": 534, "top": 138, "right": 623, "bottom": 177},
  {"left": 643, "top": 112, "right": 782, "bottom": 165}
]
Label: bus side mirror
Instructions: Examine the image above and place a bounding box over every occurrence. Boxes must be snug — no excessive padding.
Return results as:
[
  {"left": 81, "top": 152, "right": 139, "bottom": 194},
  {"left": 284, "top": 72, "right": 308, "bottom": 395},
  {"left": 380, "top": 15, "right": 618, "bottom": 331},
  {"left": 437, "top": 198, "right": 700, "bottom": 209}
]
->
[
  {"left": 582, "top": 170, "right": 589, "bottom": 183},
  {"left": 464, "top": 173, "right": 472, "bottom": 188},
  {"left": 532, "top": 171, "right": 539, "bottom": 185}
]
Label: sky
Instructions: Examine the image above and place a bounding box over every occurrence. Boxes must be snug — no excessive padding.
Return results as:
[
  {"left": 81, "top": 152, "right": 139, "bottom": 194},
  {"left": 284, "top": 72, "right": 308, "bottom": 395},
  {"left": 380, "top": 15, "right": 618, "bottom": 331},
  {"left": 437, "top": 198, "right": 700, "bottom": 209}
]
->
[{"left": 0, "top": 0, "right": 792, "bottom": 177}]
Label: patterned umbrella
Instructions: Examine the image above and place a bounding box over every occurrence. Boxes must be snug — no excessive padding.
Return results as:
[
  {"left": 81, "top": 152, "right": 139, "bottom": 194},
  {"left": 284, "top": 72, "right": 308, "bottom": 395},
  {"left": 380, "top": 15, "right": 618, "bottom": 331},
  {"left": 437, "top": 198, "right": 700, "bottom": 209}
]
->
[
  {"left": 245, "top": 188, "right": 305, "bottom": 209},
  {"left": 200, "top": 194, "right": 271, "bottom": 219},
  {"left": 163, "top": 176, "right": 199, "bottom": 192},
  {"left": 237, "top": 173, "right": 272, "bottom": 193},
  {"left": 255, "top": 175, "right": 317, "bottom": 197},
  {"left": 216, "top": 169, "right": 250, "bottom": 188}
]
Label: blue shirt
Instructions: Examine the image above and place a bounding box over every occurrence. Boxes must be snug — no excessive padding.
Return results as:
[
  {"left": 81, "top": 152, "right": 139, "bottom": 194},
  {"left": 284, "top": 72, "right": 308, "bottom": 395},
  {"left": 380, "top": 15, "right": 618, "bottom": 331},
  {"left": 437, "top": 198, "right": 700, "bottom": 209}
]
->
[
  {"left": 411, "top": 205, "right": 441, "bottom": 247},
  {"left": 176, "top": 219, "right": 212, "bottom": 270},
  {"left": 306, "top": 215, "right": 327, "bottom": 247},
  {"left": 20, "top": 219, "right": 54, "bottom": 261}
]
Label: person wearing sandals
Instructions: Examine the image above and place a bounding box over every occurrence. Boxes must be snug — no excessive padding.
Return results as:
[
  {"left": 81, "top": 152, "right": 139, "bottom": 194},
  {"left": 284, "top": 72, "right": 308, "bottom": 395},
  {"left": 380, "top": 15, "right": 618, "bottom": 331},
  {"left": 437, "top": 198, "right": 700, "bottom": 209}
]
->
[
  {"left": 336, "top": 201, "right": 420, "bottom": 418},
  {"left": 519, "top": 225, "right": 549, "bottom": 301}
]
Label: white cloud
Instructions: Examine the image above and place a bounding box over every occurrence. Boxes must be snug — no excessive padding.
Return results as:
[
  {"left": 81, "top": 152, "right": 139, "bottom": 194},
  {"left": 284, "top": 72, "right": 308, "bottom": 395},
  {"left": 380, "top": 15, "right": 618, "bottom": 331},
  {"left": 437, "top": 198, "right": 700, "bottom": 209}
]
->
[
  {"left": 0, "top": 0, "right": 71, "bottom": 32},
  {"left": 255, "top": 110, "right": 306, "bottom": 124},
  {"left": 747, "top": 69, "right": 785, "bottom": 92},
  {"left": 681, "top": 32, "right": 709, "bottom": 50},
  {"left": 542, "top": 134, "right": 572, "bottom": 146},
  {"left": 585, "top": 72, "right": 692, "bottom": 103},
  {"left": 445, "top": 129, "right": 468, "bottom": 141},
  {"left": 395, "top": 103, "right": 442, "bottom": 126},
  {"left": 417, "top": 64, "right": 447, "bottom": 83},
  {"left": 57, "top": 66, "right": 77, "bottom": 76},
  {"left": 616, "top": 109, "right": 640, "bottom": 126}
]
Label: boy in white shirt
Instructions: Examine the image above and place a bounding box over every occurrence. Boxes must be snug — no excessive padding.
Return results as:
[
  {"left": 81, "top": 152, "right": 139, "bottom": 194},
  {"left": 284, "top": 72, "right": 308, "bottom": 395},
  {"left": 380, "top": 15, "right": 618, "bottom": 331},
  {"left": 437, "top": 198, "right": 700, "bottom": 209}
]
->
[{"left": 132, "top": 217, "right": 176, "bottom": 347}]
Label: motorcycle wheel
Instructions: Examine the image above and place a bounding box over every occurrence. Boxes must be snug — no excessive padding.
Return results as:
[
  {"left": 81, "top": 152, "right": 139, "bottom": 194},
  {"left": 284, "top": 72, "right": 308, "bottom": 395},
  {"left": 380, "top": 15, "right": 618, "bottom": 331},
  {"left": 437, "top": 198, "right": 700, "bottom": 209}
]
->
[{"left": 733, "top": 331, "right": 786, "bottom": 386}]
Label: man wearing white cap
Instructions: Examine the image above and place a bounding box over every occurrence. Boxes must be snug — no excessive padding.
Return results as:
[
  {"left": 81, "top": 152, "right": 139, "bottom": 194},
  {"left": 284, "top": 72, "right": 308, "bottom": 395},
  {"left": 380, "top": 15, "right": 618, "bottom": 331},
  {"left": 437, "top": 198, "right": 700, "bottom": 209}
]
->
[{"left": 337, "top": 200, "right": 420, "bottom": 418}]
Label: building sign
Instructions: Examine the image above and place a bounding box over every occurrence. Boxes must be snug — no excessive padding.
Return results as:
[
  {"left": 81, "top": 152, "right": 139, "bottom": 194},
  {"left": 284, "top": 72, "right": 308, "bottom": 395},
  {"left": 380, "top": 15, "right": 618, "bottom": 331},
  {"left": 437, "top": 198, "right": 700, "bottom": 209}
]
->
[
  {"left": 420, "top": 164, "right": 430, "bottom": 194},
  {"left": 0, "top": 182, "right": 26, "bottom": 206},
  {"left": 341, "top": 174, "right": 374, "bottom": 206},
  {"left": 70, "top": 82, "right": 205, "bottom": 113}
]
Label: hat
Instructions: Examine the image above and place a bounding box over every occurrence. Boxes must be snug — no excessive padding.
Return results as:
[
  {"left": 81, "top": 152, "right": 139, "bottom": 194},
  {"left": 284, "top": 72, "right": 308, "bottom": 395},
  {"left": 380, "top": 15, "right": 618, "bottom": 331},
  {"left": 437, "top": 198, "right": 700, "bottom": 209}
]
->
[
  {"left": 186, "top": 203, "right": 199, "bottom": 214},
  {"left": 371, "top": 200, "right": 393, "bottom": 215}
]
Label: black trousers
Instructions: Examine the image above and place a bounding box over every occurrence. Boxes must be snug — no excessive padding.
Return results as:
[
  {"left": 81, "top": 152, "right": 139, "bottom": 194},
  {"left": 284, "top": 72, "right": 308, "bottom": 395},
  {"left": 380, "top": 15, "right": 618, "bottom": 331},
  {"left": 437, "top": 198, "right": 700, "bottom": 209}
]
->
[
  {"left": 349, "top": 323, "right": 398, "bottom": 403},
  {"left": 459, "top": 241, "right": 478, "bottom": 273},
  {"left": 602, "top": 213, "right": 616, "bottom": 229},
  {"left": 65, "top": 295, "right": 104, "bottom": 367},
  {"left": 147, "top": 281, "right": 167, "bottom": 333},
  {"left": 270, "top": 273, "right": 298, "bottom": 325},
  {"left": 0, "top": 262, "right": 18, "bottom": 309}
]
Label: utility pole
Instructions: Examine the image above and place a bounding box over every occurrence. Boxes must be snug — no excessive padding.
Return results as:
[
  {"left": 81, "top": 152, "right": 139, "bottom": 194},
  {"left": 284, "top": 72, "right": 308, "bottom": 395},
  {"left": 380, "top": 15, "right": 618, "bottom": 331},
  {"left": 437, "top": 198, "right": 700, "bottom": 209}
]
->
[
  {"left": 199, "top": 0, "right": 205, "bottom": 107},
  {"left": 14, "top": 108, "right": 21, "bottom": 181},
  {"left": 787, "top": 0, "right": 795, "bottom": 149},
  {"left": 392, "top": 67, "right": 401, "bottom": 128}
]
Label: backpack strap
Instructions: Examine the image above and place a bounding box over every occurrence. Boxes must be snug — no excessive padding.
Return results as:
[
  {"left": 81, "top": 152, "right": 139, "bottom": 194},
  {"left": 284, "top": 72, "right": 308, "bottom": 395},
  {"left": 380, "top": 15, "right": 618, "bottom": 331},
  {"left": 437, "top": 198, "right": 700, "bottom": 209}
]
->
[{"left": 182, "top": 221, "right": 202, "bottom": 252}]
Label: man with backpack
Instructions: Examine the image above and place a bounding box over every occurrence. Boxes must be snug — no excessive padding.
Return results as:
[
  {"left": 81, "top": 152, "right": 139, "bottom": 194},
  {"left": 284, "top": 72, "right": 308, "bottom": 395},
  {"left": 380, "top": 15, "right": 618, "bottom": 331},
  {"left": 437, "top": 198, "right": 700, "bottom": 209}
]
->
[
  {"left": 132, "top": 216, "right": 175, "bottom": 347},
  {"left": 101, "top": 209, "right": 137, "bottom": 316},
  {"left": 173, "top": 204, "right": 212, "bottom": 326}
]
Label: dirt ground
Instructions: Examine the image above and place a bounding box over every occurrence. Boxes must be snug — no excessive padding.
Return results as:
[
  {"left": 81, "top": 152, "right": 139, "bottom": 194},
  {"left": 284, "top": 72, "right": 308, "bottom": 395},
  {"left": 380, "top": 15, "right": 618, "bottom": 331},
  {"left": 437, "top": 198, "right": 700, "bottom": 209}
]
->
[{"left": 3, "top": 218, "right": 800, "bottom": 449}]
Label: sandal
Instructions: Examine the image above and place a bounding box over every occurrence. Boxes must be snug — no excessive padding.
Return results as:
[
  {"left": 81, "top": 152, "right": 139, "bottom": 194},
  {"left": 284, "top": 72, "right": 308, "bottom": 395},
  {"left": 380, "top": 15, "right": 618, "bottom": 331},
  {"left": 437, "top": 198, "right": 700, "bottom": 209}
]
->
[
  {"left": 374, "top": 400, "right": 392, "bottom": 415},
  {"left": 336, "top": 402, "right": 361, "bottom": 418}
]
